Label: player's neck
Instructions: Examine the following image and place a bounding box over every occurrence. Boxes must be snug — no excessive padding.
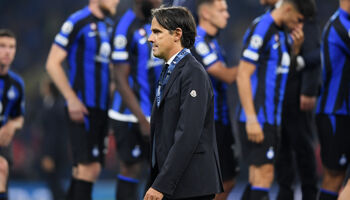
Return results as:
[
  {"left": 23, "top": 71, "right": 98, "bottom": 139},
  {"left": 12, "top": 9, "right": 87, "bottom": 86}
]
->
[
  {"left": 199, "top": 20, "right": 218, "bottom": 36},
  {"left": 340, "top": 1, "right": 350, "bottom": 14},
  {"left": 89, "top": 3, "right": 104, "bottom": 19},
  {"left": 270, "top": 8, "right": 283, "bottom": 27},
  {"left": 165, "top": 46, "right": 183, "bottom": 63},
  {"left": 0, "top": 64, "right": 9, "bottom": 75}
]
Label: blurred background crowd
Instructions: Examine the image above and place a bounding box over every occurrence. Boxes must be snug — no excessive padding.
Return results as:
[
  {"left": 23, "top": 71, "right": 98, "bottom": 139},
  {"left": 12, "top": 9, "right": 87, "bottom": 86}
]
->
[{"left": 0, "top": 0, "right": 341, "bottom": 198}]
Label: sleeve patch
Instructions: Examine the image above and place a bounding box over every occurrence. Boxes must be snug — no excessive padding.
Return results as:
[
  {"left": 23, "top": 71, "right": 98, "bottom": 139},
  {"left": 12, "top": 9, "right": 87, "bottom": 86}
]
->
[
  {"left": 203, "top": 53, "right": 218, "bottom": 66},
  {"left": 55, "top": 34, "right": 69, "bottom": 47},
  {"left": 250, "top": 34, "right": 263, "bottom": 49},
  {"left": 61, "top": 21, "right": 74, "bottom": 34},
  {"left": 112, "top": 51, "right": 129, "bottom": 60},
  {"left": 243, "top": 49, "right": 259, "bottom": 61},
  {"left": 195, "top": 42, "right": 210, "bottom": 56},
  {"left": 114, "top": 35, "right": 127, "bottom": 49}
]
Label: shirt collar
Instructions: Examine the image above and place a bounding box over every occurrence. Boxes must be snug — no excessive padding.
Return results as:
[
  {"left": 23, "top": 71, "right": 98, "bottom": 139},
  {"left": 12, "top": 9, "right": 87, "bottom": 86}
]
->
[
  {"left": 275, "top": 0, "right": 283, "bottom": 9},
  {"left": 339, "top": 8, "right": 350, "bottom": 20},
  {"left": 166, "top": 49, "right": 183, "bottom": 65}
]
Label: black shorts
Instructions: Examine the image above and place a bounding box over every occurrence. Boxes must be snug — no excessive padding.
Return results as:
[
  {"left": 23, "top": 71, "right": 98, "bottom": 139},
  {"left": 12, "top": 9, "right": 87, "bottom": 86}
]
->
[
  {"left": 111, "top": 120, "right": 149, "bottom": 165},
  {"left": 238, "top": 122, "right": 280, "bottom": 166},
  {"left": 0, "top": 144, "right": 13, "bottom": 166},
  {"left": 316, "top": 114, "right": 350, "bottom": 170},
  {"left": 67, "top": 108, "right": 108, "bottom": 165},
  {"left": 215, "top": 122, "right": 239, "bottom": 181}
]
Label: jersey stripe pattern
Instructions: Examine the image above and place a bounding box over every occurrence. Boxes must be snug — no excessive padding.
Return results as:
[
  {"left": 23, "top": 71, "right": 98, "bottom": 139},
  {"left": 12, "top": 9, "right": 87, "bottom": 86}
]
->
[
  {"left": 316, "top": 8, "right": 350, "bottom": 116},
  {"left": 192, "top": 26, "right": 229, "bottom": 125},
  {"left": 0, "top": 71, "right": 25, "bottom": 127},
  {"left": 239, "top": 13, "right": 291, "bottom": 126},
  {"left": 109, "top": 9, "right": 163, "bottom": 121},
  {"left": 54, "top": 6, "right": 112, "bottom": 110}
]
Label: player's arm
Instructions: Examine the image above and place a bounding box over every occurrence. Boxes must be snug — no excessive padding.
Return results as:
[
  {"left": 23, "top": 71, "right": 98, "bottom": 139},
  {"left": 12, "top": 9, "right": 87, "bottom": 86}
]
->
[
  {"left": 113, "top": 63, "right": 150, "bottom": 137},
  {"left": 236, "top": 60, "right": 264, "bottom": 143},
  {"left": 46, "top": 44, "right": 88, "bottom": 123},
  {"left": 0, "top": 116, "right": 24, "bottom": 147},
  {"left": 207, "top": 62, "right": 237, "bottom": 84}
]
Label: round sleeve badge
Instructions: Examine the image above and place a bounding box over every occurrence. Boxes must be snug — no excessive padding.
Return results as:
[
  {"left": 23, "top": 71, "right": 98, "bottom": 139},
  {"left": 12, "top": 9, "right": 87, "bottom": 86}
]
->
[
  {"left": 61, "top": 21, "right": 74, "bottom": 34},
  {"left": 190, "top": 90, "right": 197, "bottom": 97},
  {"left": 250, "top": 34, "right": 263, "bottom": 49},
  {"left": 196, "top": 42, "right": 210, "bottom": 56}
]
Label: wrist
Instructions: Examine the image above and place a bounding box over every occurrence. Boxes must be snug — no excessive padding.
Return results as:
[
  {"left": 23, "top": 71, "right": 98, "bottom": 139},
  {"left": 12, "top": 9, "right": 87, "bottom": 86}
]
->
[{"left": 246, "top": 115, "right": 258, "bottom": 124}]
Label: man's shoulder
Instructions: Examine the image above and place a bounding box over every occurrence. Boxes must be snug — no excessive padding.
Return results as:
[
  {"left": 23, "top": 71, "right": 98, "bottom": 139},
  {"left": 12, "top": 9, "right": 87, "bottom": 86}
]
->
[
  {"left": 114, "top": 9, "right": 143, "bottom": 36},
  {"left": 182, "top": 54, "right": 207, "bottom": 75},
  {"left": 248, "top": 13, "right": 277, "bottom": 37},
  {"left": 7, "top": 71, "right": 24, "bottom": 89},
  {"left": 65, "top": 6, "right": 93, "bottom": 25}
]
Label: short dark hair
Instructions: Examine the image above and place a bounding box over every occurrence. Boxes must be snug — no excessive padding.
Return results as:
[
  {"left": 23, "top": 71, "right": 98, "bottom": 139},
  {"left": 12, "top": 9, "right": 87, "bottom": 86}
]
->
[
  {"left": 151, "top": 6, "right": 197, "bottom": 49},
  {"left": 286, "top": 0, "right": 316, "bottom": 19},
  {"left": 0, "top": 29, "right": 16, "bottom": 39},
  {"left": 196, "top": 0, "right": 221, "bottom": 10}
]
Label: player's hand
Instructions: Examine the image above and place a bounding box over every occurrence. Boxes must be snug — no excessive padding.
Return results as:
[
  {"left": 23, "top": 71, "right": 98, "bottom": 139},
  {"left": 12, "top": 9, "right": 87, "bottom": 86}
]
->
[
  {"left": 300, "top": 95, "right": 316, "bottom": 111},
  {"left": 67, "top": 96, "right": 89, "bottom": 123},
  {"left": 144, "top": 187, "right": 163, "bottom": 200},
  {"left": 139, "top": 118, "right": 150, "bottom": 140},
  {"left": 246, "top": 122, "right": 264, "bottom": 143},
  {"left": 291, "top": 24, "right": 304, "bottom": 55},
  {"left": 0, "top": 122, "right": 16, "bottom": 147}
]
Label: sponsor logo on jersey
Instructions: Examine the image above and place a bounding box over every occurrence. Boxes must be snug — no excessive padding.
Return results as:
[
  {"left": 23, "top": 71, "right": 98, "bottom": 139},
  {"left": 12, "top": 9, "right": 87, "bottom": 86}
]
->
[
  {"left": 266, "top": 147, "right": 274, "bottom": 160},
  {"left": 132, "top": 145, "right": 141, "bottom": 158}
]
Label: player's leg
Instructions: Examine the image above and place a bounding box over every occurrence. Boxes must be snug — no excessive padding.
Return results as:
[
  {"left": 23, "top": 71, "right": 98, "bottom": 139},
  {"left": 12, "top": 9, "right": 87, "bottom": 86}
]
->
[
  {"left": 249, "top": 163, "right": 274, "bottom": 200},
  {"left": 67, "top": 109, "right": 108, "bottom": 200},
  {"left": 319, "top": 167, "right": 345, "bottom": 200},
  {"left": 292, "top": 111, "right": 318, "bottom": 200},
  {"left": 214, "top": 122, "right": 239, "bottom": 200},
  {"left": 338, "top": 178, "right": 350, "bottom": 200},
  {"left": 275, "top": 113, "right": 294, "bottom": 200},
  {"left": 239, "top": 123, "right": 279, "bottom": 200},
  {"left": 0, "top": 156, "right": 8, "bottom": 200},
  {"left": 113, "top": 120, "right": 147, "bottom": 200},
  {"left": 316, "top": 114, "right": 350, "bottom": 200}
]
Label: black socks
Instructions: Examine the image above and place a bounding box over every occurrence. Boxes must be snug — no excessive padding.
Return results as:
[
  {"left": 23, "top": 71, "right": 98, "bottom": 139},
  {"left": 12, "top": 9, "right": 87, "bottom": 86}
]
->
[
  {"left": 250, "top": 186, "right": 269, "bottom": 200},
  {"left": 0, "top": 192, "right": 7, "bottom": 200},
  {"left": 319, "top": 189, "right": 338, "bottom": 200},
  {"left": 66, "top": 178, "right": 93, "bottom": 200},
  {"left": 116, "top": 175, "right": 139, "bottom": 200},
  {"left": 241, "top": 183, "right": 251, "bottom": 200}
]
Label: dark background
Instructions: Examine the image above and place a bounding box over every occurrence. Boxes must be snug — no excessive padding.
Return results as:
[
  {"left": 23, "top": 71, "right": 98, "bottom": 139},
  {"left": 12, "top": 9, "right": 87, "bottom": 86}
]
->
[{"left": 0, "top": 0, "right": 338, "bottom": 180}]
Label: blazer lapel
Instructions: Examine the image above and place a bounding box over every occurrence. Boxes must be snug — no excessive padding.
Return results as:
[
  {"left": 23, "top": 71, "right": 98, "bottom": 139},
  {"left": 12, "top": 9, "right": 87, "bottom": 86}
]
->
[{"left": 159, "top": 55, "right": 188, "bottom": 106}]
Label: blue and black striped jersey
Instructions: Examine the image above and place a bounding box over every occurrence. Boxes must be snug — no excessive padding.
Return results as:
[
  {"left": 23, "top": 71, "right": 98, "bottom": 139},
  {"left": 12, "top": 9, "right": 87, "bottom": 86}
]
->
[
  {"left": 109, "top": 10, "right": 163, "bottom": 122},
  {"left": 239, "top": 12, "right": 291, "bottom": 126},
  {"left": 191, "top": 26, "right": 229, "bottom": 125},
  {"left": 54, "top": 6, "right": 112, "bottom": 111},
  {"left": 0, "top": 71, "right": 25, "bottom": 127},
  {"left": 316, "top": 8, "right": 350, "bottom": 116}
]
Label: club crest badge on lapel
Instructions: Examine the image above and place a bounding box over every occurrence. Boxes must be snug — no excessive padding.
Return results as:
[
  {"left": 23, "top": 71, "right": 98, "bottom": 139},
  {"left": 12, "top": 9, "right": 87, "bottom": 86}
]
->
[{"left": 190, "top": 90, "right": 197, "bottom": 97}]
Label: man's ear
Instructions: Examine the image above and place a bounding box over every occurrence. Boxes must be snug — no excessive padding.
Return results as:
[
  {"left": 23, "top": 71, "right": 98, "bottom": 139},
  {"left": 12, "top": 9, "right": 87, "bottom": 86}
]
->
[
  {"left": 174, "top": 28, "right": 183, "bottom": 42},
  {"left": 283, "top": 2, "right": 293, "bottom": 13},
  {"left": 199, "top": 5, "right": 210, "bottom": 20}
]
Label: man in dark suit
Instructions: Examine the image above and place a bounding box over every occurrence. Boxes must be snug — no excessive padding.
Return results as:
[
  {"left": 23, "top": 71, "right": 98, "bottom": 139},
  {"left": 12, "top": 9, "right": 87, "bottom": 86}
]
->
[{"left": 144, "top": 6, "right": 223, "bottom": 200}]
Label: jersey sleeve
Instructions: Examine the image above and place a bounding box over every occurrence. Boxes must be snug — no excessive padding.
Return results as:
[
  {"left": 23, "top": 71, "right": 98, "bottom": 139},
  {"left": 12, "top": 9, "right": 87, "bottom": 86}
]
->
[
  {"left": 54, "top": 18, "right": 78, "bottom": 51},
  {"left": 110, "top": 16, "right": 136, "bottom": 64},
  {"left": 241, "top": 17, "right": 271, "bottom": 66},
  {"left": 194, "top": 37, "right": 219, "bottom": 70},
  {"left": 10, "top": 79, "right": 25, "bottom": 118}
]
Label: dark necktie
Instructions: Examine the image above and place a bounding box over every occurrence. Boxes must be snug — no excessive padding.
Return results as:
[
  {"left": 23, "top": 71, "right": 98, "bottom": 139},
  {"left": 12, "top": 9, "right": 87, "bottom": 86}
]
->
[{"left": 160, "top": 64, "right": 169, "bottom": 84}]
